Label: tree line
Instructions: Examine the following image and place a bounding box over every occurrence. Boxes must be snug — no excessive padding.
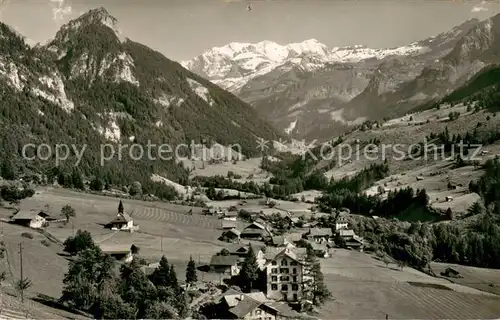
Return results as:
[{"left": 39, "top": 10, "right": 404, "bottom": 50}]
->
[{"left": 60, "top": 230, "right": 198, "bottom": 319}]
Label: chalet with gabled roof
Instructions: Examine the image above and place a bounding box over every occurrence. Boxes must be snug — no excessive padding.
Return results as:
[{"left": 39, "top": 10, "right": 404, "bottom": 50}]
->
[{"left": 10, "top": 210, "right": 51, "bottom": 229}]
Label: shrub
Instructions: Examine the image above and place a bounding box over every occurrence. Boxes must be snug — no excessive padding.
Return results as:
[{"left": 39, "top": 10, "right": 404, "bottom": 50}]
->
[{"left": 21, "top": 232, "right": 33, "bottom": 239}]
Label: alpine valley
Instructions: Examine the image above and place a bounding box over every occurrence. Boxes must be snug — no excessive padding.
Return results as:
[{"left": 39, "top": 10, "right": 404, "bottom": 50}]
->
[{"left": 183, "top": 15, "right": 500, "bottom": 140}]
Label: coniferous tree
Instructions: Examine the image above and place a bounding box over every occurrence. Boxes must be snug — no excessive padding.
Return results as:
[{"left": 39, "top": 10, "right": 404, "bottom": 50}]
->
[
  {"left": 0, "top": 158, "right": 15, "bottom": 180},
  {"left": 185, "top": 256, "right": 197, "bottom": 284},
  {"left": 119, "top": 259, "right": 158, "bottom": 318},
  {"left": 90, "top": 177, "right": 104, "bottom": 191},
  {"left": 151, "top": 256, "right": 170, "bottom": 287},
  {"left": 303, "top": 246, "right": 330, "bottom": 306},
  {"left": 239, "top": 246, "right": 259, "bottom": 292},
  {"left": 118, "top": 200, "right": 124, "bottom": 214},
  {"left": 71, "top": 169, "right": 85, "bottom": 190},
  {"left": 167, "top": 265, "right": 179, "bottom": 289}
]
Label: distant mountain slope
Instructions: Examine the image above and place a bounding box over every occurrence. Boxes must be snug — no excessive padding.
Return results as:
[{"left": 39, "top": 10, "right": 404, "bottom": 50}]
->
[
  {"left": 0, "top": 8, "right": 280, "bottom": 190},
  {"left": 183, "top": 18, "right": 480, "bottom": 140},
  {"left": 440, "top": 65, "right": 500, "bottom": 103},
  {"left": 342, "top": 15, "right": 500, "bottom": 122}
]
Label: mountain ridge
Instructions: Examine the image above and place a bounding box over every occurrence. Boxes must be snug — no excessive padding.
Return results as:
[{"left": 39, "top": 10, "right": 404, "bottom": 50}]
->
[
  {"left": 183, "top": 17, "right": 487, "bottom": 140},
  {"left": 0, "top": 8, "right": 280, "bottom": 194}
]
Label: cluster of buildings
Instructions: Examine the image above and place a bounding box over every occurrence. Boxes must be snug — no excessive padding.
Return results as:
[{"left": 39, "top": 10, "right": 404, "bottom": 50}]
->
[{"left": 206, "top": 210, "right": 367, "bottom": 314}]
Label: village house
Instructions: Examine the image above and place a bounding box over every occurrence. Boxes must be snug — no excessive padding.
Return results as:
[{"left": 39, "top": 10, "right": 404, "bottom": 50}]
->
[
  {"left": 305, "top": 227, "right": 333, "bottom": 243},
  {"left": 345, "top": 235, "right": 365, "bottom": 251},
  {"left": 335, "top": 214, "right": 349, "bottom": 231},
  {"left": 216, "top": 289, "right": 280, "bottom": 320},
  {"left": 223, "top": 210, "right": 238, "bottom": 221},
  {"left": 265, "top": 247, "right": 305, "bottom": 302},
  {"left": 140, "top": 262, "right": 160, "bottom": 277},
  {"left": 302, "top": 220, "right": 319, "bottom": 228},
  {"left": 240, "top": 222, "right": 270, "bottom": 241},
  {"left": 283, "top": 216, "right": 300, "bottom": 227},
  {"left": 221, "top": 220, "right": 238, "bottom": 230},
  {"left": 309, "top": 241, "right": 330, "bottom": 258},
  {"left": 100, "top": 244, "right": 134, "bottom": 263},
  {"left": 337, "top": 229, "right": 355, "bottom": 240},
  {"left": 209, "top": 255, "right": 240, "bottom": 276},
  {"left": 10, "top": 210, "right": 51, "bottom": 229},
  {"left": 219, "top": 228, "right": 241, "bottom": 243},
  {"left": 267, "top": 236, "right": 295, "bottom": 248},
  {"left": 223, "top": 244, "right": 267, "bottom": 269},
  {"left": 285, "top": 232, "right": 304, "bottom": 244}
]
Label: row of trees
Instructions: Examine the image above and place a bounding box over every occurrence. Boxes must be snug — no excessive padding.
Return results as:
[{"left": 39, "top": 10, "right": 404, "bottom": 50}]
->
[{"left": 61, "top": 231, "right": 198, "bottom": 319}]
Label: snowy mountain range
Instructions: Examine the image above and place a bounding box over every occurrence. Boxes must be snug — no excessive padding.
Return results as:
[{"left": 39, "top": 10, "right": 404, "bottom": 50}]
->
[
  {"left": 182, "top": 39, "right": 425, "bottom": 94},
  {"left": 183, "top": 17, "right": 487, "bottom": 140}
]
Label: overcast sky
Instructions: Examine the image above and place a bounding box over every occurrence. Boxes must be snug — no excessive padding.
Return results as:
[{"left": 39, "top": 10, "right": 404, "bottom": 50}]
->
[{"left": 1, "top": 0, "right": 499, "bottom": 61}]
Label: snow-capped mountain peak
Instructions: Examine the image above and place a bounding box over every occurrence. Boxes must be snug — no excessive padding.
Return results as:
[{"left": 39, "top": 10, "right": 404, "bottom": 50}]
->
[
  {"left": 182, "top": 38, "right": 426, "bottom": 93},
  {"left": 330, "top": 42, "right": 425, "bottom": 62}
]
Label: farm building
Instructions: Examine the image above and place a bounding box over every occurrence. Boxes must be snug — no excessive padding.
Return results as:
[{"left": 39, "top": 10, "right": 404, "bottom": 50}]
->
[
  {"left": 345, "top": 235, "right": 365, "bottom": 251},
  {"left": 240, "top": 222, "right": 269, "bottom": 240},
  {"left": 209, "top": 255, "right": 240, "bottom": 276},
  {"left": 106, "top": 212, "right": 135, "bottom": 231},
  {"left": 441, "top": 267, "right": 463, "bottom": 278},
  {"left": 100, "top": 244, "right": 134, "bottom": 263},
  {"left": 219, "top": 228, "right": 241, "bottom": 243},
  {"left": 305, "top": 227, "right": 333, "bottom": 243},
  {"left": 10, "top": 210, "right": 51, "bottom": 229}
]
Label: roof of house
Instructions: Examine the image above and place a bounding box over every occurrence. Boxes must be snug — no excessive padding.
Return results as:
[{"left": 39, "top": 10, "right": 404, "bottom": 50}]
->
[
  {"left": 308, "top": 241, "right": 327, "bottom": 252},
  {"left": 210, "top": 255, "right": 239, "bottom": 266},
  {"left": 286, "top": 216, "right": 300, "bottom": 223},
  {"left": 224, "top": 211, "right": 238, "bottom": 217},
  {"left": 241, "top": 228, "right": 265, "bottom": 235},
  {"left": 244, "top": 222, "right": 265, "bottom": 230},
  {"left": 271, "top": 236, "right": 286, "bottom": 246},
  {"left": 228, "top": 297, "right": 263, "bottom": 318},
  {"left": 140, "top": 262, "right": 159, "bottom": 276},
  {"left": 222, "top": 290, "right": 268, "bottom": 307},
  {"left": 221, "top": 220, "right": 237, "bottom": 228},
  {"left": 218, "top": 288, "right": 279, "bottom": 318},
  {"left": 99, "top": 244, "right": 133, "bottom": 254},
  {"left": 308, "top": 227, "right": 333, "bottom": 237},
  {"left": 339, "top": 229, "right": 355, "bottom": 237},
  {"left": 11, "top": 210, "right": 50, "bottom": 221},
  {"left": 223, "top": 228, "right": 241, "bottom": 236},
  {"left": 108, "top": 212, "right": 132, "bottom": 224},
  {"left": 226, "top": 243, "right": 265, "bottom": 255},
  {"left": 286, "top": 232, "right": 304, "bottom": 242},
  {"left": 264, "top": 247, "right": 306, "bottom": 261}
]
